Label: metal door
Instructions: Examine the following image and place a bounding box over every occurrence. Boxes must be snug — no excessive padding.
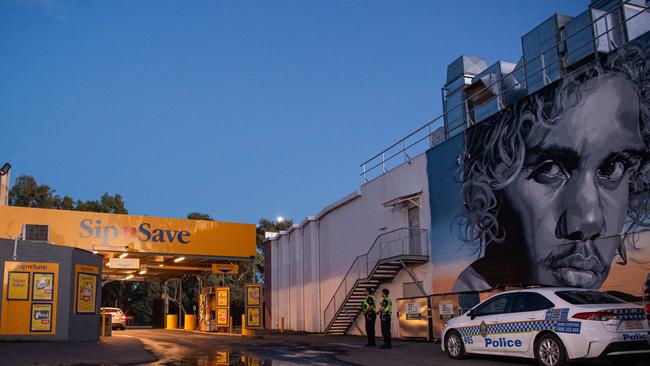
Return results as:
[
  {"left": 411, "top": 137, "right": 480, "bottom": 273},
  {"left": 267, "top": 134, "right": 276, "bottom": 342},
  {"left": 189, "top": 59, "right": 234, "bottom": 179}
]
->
[{"left": 408, "top": 207, "right": 421, "bottom": 255}]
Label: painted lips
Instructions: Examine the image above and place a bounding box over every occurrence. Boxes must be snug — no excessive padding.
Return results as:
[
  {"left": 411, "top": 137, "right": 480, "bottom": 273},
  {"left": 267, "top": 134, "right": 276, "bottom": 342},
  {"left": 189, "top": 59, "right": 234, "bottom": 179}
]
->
[{"left": 550, "top": 253, "right": 606, "bottom": 287}]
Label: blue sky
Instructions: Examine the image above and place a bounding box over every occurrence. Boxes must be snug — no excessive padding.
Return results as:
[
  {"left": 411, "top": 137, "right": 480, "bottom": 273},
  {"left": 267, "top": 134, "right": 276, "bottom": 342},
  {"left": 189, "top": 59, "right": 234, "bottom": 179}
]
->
[{"left": 0, "top": 0, "right": 588, "bottom": 224}]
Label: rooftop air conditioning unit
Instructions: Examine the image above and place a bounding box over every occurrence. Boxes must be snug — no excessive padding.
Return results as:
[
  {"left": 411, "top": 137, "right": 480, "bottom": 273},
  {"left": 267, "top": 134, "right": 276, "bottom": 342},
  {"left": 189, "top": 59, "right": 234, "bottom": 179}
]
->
[{"left": 23, "top": 224, "right": 49, "bottom": 242}]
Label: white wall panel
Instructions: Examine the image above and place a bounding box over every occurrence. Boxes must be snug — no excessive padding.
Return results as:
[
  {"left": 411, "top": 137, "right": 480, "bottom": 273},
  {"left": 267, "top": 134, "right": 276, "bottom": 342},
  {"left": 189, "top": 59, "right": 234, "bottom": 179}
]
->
[{"left": 269, "top": 153, "right": 433, "bottom": 333}]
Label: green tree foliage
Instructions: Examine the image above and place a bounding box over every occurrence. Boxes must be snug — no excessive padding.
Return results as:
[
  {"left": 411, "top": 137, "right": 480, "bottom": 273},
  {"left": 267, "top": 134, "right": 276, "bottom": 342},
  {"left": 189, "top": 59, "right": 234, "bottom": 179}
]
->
[
  {"left": 9, "top": 175, "right": 62, "bottom": 208},
  {"left": 186, "top": 212, "right": 213, "bottom": 220},
  {"left": 74, "top": 193, "right": 127, "bottom": 214},
  {"left": 9, "top": 175, "right": 127, "bottom": 213}
]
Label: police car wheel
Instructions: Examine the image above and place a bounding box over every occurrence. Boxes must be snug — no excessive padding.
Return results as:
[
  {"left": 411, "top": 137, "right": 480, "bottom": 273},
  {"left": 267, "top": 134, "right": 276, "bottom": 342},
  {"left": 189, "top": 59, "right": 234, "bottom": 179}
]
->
[
  {"left": 534, "top": 333, "right": 566, "bottom": 366},
  {"left": 445, "top": 330, "right": 466, "bottom": 360}
]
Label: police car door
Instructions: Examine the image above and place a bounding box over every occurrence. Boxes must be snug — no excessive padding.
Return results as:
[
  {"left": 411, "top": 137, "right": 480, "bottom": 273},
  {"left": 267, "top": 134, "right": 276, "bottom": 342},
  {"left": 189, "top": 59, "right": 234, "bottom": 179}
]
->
[
  {"left": 498, "top": 292, "right": 556, "bottom": 355},
  {"left": 465, "top": 293, "right": 515, "bottom": 354}
]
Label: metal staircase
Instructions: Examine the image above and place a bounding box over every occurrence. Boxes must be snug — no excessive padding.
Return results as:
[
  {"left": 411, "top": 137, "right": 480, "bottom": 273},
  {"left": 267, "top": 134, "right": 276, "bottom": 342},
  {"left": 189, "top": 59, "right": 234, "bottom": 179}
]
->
[{"left": 323, "top": 228, "right": 429, "bottom": 335}]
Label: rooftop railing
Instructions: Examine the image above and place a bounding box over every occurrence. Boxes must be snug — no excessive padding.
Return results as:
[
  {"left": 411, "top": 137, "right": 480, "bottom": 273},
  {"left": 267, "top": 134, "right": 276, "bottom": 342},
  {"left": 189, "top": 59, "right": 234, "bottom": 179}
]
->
[{"left": 360, "top": 0, "right": 649, "bottom": 183}]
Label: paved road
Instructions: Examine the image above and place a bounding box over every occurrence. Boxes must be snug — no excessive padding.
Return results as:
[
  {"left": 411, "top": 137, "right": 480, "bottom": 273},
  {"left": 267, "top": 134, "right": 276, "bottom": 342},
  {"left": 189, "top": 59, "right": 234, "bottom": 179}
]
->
[
  {"left": 0, "top": 333, "right": 157, "bottom": 366},
  {"left": 123, "top": 329, "right": 650, "bottom": 366}
]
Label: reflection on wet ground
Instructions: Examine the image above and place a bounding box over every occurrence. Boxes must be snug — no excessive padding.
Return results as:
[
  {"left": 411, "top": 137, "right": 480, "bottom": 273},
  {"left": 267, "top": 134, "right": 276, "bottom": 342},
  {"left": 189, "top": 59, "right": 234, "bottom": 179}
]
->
[{"left": 164, "top": 350, "right": 344, "bottom": 366}]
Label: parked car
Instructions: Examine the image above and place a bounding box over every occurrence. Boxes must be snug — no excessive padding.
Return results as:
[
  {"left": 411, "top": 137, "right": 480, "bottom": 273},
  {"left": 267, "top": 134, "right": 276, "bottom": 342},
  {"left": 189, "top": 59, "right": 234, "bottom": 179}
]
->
[
  {"left": 101, "top": 307, "right": 127, "bottom": 330},
  {"left": 441, "top": 288, "right": 650, "bottom": 366}
]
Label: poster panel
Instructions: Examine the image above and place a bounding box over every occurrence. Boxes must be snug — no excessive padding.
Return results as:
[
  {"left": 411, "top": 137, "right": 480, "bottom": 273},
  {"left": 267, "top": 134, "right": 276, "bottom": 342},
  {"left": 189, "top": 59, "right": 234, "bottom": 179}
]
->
[
  {"left": 7, "top": 272, "right": 29, "bottom": 301},
  {"left": 427, "top": 31, "right": 650, "bottom": 296},
  {"left": 32, "top": 273, "right": 54, "bottom": 301},
  {"left": 216, "top": 308, "right": 229, "bottom": 326},
  {"left": 1, "top": 261, "right": 58, "bottom": 335},
  {"left": 73, "top": 264, "right": 99, "bottom": 314},
  {"left": 246, "top": 307, "right": 261, "bottom": 328},
  {"left": 217, "top": 288, "right": 229, "bottom": 307},
  {"left": 76, "top": 273, "right": 97, "bottom": 314},
  {"left": 30, "top": 303, "right": 52, "bottom": 332},
  {"left": 245, "top": 284, "right": 261, "bottom": 307}
]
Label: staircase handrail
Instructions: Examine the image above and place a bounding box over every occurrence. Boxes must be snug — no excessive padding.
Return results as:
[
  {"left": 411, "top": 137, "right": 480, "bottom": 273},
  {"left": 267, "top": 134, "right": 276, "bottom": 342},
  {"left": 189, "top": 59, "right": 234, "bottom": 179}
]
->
[{"left": 323, "top": 227, "right": 429, "bottom": 331}]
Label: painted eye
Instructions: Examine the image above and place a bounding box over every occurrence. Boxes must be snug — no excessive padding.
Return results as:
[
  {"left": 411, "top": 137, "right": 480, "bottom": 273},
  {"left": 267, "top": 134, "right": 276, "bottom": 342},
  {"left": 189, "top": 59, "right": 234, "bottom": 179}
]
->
[
  {"left": 530, "top": 161, "right": 568, "bottom": 184},
  {"left": 598, "top": 161, "right": 626, "bottom": 182}
]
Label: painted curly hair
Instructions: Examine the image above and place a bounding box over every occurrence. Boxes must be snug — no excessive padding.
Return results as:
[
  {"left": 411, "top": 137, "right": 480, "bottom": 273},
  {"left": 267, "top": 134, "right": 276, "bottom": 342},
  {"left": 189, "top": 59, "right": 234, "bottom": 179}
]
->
[{"left": 459, "top": 38, "right": 650, "bottom": 264}]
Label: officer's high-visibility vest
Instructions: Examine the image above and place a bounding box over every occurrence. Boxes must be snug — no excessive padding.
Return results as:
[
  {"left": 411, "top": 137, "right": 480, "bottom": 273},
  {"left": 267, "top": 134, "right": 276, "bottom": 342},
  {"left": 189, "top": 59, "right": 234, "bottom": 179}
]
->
[
  {"left": 363, "top": 295, "right": 375, "bottom": 311},
  {"left": 382, "top": 296, "right": 392, "bottom": 314}
]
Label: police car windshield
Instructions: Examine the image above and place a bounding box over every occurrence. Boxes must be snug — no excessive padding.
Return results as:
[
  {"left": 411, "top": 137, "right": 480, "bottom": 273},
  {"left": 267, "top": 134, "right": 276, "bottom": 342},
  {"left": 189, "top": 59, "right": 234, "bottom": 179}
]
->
[{"left": 555, "top": 290, "right": 625, "bottom": 305}]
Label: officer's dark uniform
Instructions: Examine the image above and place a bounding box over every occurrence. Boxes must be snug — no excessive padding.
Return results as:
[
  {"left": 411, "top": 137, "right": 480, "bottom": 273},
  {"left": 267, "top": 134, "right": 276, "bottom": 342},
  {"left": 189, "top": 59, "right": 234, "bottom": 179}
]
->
[
  {"left": 379, "top": 294, "right": 392, "bottom": 348},
  {"left": 362, "top": 292, "right": 376, "bottom": 346}
]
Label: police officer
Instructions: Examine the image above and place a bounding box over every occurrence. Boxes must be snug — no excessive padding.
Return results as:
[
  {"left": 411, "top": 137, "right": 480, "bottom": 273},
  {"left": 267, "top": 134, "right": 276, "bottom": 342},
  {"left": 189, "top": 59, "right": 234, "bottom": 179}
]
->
[
  {"left": 362, "top": 288, "right": 376, "bottom": 346},
  {"left": 377, "top": 288, "right": 392, "bottom": 349}
]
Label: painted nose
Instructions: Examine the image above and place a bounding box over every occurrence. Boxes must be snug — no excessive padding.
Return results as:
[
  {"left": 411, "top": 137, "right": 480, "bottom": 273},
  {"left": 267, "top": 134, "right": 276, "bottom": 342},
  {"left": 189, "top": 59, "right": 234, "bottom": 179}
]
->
[{"left": 562, "top": 172, "right": 605, "bottom": 241}]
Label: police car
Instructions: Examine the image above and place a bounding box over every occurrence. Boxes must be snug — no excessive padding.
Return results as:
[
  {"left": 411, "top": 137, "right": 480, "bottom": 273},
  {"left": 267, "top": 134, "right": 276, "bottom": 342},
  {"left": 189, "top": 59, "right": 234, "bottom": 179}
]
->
[{"left": 441, "top": 288, "right": 650, "bottom": 366}]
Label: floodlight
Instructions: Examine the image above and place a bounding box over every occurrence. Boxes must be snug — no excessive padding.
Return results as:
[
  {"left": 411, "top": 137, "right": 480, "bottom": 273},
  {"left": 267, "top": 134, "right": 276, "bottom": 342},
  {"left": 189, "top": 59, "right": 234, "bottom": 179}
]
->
[{"left": 0, "top": 163, "right": 10, "bottom": 176}]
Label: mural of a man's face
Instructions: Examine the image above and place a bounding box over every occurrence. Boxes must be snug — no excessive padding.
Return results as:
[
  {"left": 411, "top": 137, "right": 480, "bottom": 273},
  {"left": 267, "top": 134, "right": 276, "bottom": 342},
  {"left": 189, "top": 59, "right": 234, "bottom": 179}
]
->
[{"left": 502, "top": 74, "right": 645, "bottom": 288}]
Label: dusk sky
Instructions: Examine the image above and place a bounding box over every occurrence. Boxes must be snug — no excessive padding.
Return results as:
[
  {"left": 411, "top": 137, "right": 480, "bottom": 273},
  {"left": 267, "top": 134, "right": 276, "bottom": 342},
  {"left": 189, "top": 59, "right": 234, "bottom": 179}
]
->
[{"left": 1, "top": 0, "right": 588, "bottom": 224}]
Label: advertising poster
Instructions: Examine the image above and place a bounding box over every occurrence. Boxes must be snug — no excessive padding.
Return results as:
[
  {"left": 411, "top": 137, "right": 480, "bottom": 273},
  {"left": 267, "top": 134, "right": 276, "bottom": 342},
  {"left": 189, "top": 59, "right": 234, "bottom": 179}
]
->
[
  {"left": 30, "top": 303, "right": 52, "bottom": 332},
  {"left": 32, "top": 273, "right": 54, "bottom": 301},
  {"left": 246, "top": 307, "right": 261, "bottom": 328},
  {"left": 7, "top": 272, "right": 29, "bottom": 301},
  {"left": 1, "top": 261, "right": 59, "bottom": 335},
  {"left": 216, "top": 308, "right": 229, "bottom": 326},
  {"left": 427, "top": 32, "right": 650, "bottom": 296},
  {"left": 245, "top": 285, "right": 261, "bottom": 306},
  {"left": 74, "top": 264, "right": 99, "bottom": 314},
  {"left": 217, "top": 288, "right": 229, "bottom": 307},
  {"left": 76, "top": 273, "right": 97, "bottom": 314}
]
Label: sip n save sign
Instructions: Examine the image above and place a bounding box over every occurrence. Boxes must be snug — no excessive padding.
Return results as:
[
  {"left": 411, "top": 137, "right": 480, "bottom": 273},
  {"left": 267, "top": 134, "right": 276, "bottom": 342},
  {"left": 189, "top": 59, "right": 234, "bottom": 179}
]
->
[
  {"left": 0, "top": 206, "right": 255, "bottom": 258},
  {"left": 212, "top": 263, "right": 239, "bottom": 274}
]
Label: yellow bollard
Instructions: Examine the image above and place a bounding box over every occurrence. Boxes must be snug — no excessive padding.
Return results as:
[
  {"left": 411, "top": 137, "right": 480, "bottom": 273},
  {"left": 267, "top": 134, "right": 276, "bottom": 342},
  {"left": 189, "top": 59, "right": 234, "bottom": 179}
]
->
[
  {"left": 100, "top": 308, "right": 105, "bottom": 342},
  {"left": 166, "top": 314, "right": 178, "bottom": 329},
  {"left": 184, "top": 315, "right": 197, "bottom": 330},
  {"left": 242, "top": 314, "right": 255, "bottom": 337},
  {"left": 280, "top": 317, "right": 284, "bottom": 334}
]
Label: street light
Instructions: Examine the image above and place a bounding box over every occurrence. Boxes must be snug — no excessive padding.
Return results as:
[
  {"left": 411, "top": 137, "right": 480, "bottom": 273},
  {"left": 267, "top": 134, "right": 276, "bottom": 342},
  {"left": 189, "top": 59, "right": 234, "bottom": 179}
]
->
[{"left": 276, "top": 216, "right": 284, "bottom": 223}]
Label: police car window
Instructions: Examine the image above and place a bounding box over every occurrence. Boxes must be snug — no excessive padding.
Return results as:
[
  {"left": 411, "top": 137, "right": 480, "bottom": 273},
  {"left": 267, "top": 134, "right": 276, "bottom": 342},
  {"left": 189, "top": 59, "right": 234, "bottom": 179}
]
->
[
  {"left": 473, "top": 294, "right": 513, "bottom": 316},
  {"left": 555, "top": 290, "right": 625, "bottom": 305},
  {"left": 510, "top": 293, "right": 554, "bottom": 313}
]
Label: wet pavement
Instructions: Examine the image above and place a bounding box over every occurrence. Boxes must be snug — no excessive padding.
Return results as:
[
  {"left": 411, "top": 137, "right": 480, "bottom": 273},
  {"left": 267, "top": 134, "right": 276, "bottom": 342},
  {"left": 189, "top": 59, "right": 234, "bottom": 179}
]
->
[
  {"left": 2, "top": 328, "right": 650, "bottom": 365},
  {"left": 123, "top": 329, "right": 650, "bottom": 366},
  {"left": 132, "top": 329, "right": 353, "bottom": 365}
]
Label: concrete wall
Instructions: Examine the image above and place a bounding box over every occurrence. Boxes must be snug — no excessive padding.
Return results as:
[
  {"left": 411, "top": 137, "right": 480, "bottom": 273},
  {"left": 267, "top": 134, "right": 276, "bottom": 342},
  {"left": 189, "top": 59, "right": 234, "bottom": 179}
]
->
[
  {"left": 268, "top": 153, "right": 432, "bottom": 335},
  {"left": 0, "top": 239, "right": 101, "bottom": 341}
]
